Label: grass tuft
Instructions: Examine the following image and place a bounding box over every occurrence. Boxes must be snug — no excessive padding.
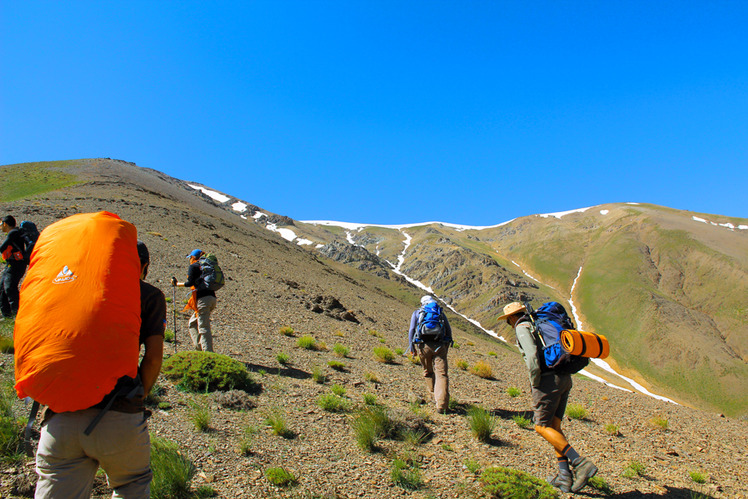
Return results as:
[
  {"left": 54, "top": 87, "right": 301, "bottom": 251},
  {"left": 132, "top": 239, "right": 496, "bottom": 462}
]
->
[
  {"left": 565, "top": 403, "right": 588, "bottom": 420},
  {"left": 265, "top": 467, "right": 297, "bottom": 487},
  {"left": 150, "top": 437, "right": 197, "bottom": 499},
  {"left": 470, "top": 360, "right": 493, "bottom": 379},
  {"left": 373, "top": 346, "right": 395, "bottom": 364},
  {"left": 467, "top": 405, "right": 496, "bottom": 442}
]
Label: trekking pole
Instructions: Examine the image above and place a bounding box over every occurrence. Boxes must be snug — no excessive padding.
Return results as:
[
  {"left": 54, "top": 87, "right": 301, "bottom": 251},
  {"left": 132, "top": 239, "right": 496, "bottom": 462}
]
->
[{"left": 172, "top": 282, "right": 178, "bottom": 353}]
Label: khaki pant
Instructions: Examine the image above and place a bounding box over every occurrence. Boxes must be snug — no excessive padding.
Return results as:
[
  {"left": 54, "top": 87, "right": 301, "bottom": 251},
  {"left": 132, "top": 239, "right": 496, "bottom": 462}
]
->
[
  {"left": 35, "top": 409, "right": 151, "bottom": 499},
  {"left": 188, "top": 295, "right": 217, "bottom": 352},
  {"left": 415, "top": 342, "right": 450, "bottom": 412}
]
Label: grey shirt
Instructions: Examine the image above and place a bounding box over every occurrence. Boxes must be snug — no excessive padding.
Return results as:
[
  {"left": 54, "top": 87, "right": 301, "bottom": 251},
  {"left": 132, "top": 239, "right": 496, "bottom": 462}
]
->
[{"left": 515, "top": 319, "right": 543, "bottom": 388}]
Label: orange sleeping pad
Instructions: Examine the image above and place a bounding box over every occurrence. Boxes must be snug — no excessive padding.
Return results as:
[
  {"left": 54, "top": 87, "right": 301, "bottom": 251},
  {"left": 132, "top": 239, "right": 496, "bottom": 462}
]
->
[
  {"left": 560, "top": 329, "right": 610, "bottom": 359},
  {"left": 14, "top": 212, "right": 142, "bottom": 413}
]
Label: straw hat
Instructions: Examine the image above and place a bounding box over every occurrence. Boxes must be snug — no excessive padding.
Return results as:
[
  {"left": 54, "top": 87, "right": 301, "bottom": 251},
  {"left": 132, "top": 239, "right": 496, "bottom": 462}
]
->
[{"left": 496, "top": 302, "right": 527, "bottom": 321}]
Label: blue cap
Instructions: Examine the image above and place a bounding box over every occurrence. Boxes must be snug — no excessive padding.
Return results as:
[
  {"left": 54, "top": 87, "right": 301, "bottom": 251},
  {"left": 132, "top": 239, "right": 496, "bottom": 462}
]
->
[{"left": 187, "top": 249, "right": 202, "bottom": 259}]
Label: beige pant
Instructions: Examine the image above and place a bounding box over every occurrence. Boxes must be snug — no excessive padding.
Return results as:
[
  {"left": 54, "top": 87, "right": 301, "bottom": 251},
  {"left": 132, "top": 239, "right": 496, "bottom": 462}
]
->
[
  {"left": 416, "top": 342, "right": 450, "bottom": 412},
  {"left": 188, "top": 295, "right": 217, "bottom": 352},
  {"left": 35, "top": 409, "right": 151, "bottom": 499}
]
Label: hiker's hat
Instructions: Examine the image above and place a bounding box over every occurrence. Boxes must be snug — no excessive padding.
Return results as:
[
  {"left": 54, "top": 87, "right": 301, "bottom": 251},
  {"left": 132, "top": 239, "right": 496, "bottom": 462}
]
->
[
  {"left": 187, "top": 249, "right": 202, "bottom": 259},
  {"left": 421, "top": 295, "right": 435, "bottom": 306},
  {"left": 496, "top": 302, "right": 527, "bottom": 321}
]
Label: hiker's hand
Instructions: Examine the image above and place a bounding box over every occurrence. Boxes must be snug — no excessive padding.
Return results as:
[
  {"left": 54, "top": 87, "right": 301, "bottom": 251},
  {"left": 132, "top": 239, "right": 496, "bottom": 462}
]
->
[{"left": 171, "top": 277, "right": 177, "bottom": 287}]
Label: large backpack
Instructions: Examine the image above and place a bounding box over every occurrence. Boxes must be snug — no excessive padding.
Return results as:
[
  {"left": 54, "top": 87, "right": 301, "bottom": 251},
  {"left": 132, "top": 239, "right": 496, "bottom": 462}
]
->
[
  {"left": 14, "top": 212, "right": 142, "bottom": 413},
  {"left": 528, "top": 301, "right": 589, "bottom": 374},
  {"left": 198, "top": 253, "right": 225, "bottom": 291},
  {"left": 415, "top": 302, "right": 446, "bottom": 342},
  {"left": 18, "top": 220, "right": 40, "bottom": 264}
]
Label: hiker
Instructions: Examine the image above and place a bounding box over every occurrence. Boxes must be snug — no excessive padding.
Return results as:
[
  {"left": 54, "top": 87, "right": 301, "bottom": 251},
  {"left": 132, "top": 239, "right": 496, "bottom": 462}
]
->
[
  {"left": 0, "top": 215, "right": 27, "bottom": 319},
  {"left": 32, "top": 239, "right": 166, "bottom": 498},
  {"left": 172, "top": 249, "right": 217, "bottom": 352},
  {"left": 498, "top": 302, "right": 598, "bottom": 493},
  {"left": 408, "top": 295, "right": 453, "bottom": 413}
]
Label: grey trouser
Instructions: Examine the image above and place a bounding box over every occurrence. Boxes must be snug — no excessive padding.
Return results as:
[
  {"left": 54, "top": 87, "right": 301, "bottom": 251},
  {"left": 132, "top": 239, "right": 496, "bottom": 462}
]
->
[
  {"left": 35, "top": 409, "right": 151, "bottom": 499},
  {"left": 188, "top": 295, "right": 217, "bottom": 352},
  {"left": 532, "top": 372, "right": 573, "bottom": 427},
  {"left": 415, "top": 342, "right": 450, "bottom": 412}
]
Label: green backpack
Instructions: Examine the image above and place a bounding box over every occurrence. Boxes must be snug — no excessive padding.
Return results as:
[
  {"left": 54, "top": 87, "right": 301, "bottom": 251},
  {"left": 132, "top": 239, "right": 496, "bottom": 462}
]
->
[{"left": 198, "top": 253, "right": 225, "bottom": 291}]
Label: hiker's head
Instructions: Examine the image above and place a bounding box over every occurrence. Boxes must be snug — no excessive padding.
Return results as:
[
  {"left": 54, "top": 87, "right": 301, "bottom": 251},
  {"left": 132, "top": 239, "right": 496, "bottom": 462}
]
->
[
  {"left": 421, "top": 295, "right": 435, "bottom": 306},
  {"left": 137, "top": 241, "right": 150, "bottom": 279},
  {"left": 187, "top": 248, "right": 203, "bottom": 263},
  {"left": 1, "top": 215, "right": 16, "bottom": 233},
  {"left": 497, "top": 302, "right": 527, "bottom": 327}
]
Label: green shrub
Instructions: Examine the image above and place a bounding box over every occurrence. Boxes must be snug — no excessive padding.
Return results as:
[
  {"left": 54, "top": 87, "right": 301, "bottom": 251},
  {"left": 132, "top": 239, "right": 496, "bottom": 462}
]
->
[
  {"left": 279, "top": 326, "right": 295, "bottom": 337},
  {"left": 467, "top": 406, "right": 496, "bottom": 442},
  {"left": 512, "top": 414, "right": 532, "bottom": 429},
  {"left": 312, "top": 366, "right": 326, "bottom": 384},
  {"left": 188, "top": 399, "right": 212, "bottom": 432},
  {"left": 364, "top": 372, "right": 379, "bottom": 383},
  {"left": 506, "top": 386, "right": 521, "bottom": 398},
  {"left": 276, "top": 352, "right": 289, "bottom": 365},
  {"left": 588, "top": 475, "right": 613, "bottom": 494},
  {"left": 362, "top": 393, "right": 377, "bottom": 405},
  {"left": 565, "top": 403, "right": 588, "bottom": 420},
  {"left": 651, "top": 416, "right": 669, "bottom": 430},
  {"left": 163, "top": 330, "right": 175, "bottom": 343},
  {"left": 391, "top": 458, "right": 423, "bottom": 490},
  {"left": 373, "top": 346, "right": 395, "bottom": 364},
  {"left": 480, "top": 467, "right": 559, "bottom": 498},
  {"left": 623, "top": 460, "right": 646, "bottom": 478},
  {"left": 0, "top": 335, "right": 14, "bottom": 354},
  {"left": 327, "top": 360, "right": 346, "bottom": 371},
  {"left": 689, "top": 470, "right": 707, "bottom": 484},
  {"left": 297, "top": 335, "right": 318, "bottom": 350},
  {"left": 162, "top": 351, "right": 259, "bottom": 393},
  {"left": 265, "top": 410, "right": 294, "bottom": 439},
  {"left": 332, "top": 343, "right": 349, "bottom": 358},
  {"left": 265, "top": 467, "right": 297, "bottom": 486},
  {"left": 317, "top": 393, "right": 350, "bottom": 413},
  {"left": 395, "top": 348, "right": 405, "bottom": 356},
  {"left": 456, "top": 359, "right": 469, "bottom": 370},
  {"left": 604, "top": 423, "right": 620, "bottom": 436},
  {"left": 464, "top": 458, "right": 481, "bottom": 474},
  {"left": 150, "top": 437, "right": 196, "bottom": 499},
  {"left": 330, "top": 384, "right": 346, "bottom": 397}
]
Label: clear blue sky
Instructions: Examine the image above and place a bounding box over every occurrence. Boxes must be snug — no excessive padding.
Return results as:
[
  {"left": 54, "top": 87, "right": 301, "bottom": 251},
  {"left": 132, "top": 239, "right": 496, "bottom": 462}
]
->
[{"left": 2, "top": 1, "right": 746, "bottom": 225}]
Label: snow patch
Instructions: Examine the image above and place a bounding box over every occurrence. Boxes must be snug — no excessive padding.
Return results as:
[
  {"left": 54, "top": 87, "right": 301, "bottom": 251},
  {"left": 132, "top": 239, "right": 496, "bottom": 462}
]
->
[
  {"left": 692, "top": 216, "right": 746, "bottom": 231},
  {"left": 232, "top": 201, "right": 248, "bottom": 212},
  {"left": 600, "top": 210, "right": 609, "bottom": 215},
  {"left": 188, "top": 184, "right": 230, "bottom": 203},
  {"left": 539, "top": 207, "right": 592, "bottom": 219},
  {"left": 301, "top": 219, "right": 515, "bottom": 231}
]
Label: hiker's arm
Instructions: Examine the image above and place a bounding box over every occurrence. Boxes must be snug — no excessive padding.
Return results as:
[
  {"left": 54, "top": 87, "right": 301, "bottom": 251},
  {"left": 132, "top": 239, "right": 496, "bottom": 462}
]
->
[
  {"left": 408, "top": 312, "right": 418, "bottom": 354},
  {"left": 140, "top": 335, "right": 164, "bottom": 396},
  {"left": 515, "top": 322, "right": 542, "bottom": 387}
]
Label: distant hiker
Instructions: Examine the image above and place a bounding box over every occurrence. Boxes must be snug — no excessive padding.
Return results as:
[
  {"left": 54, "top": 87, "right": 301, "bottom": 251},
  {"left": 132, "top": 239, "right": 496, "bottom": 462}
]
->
[
  {"left": 498, "top": 301, "right": 598, "bottom": 493},
  {"left": 172, "top": 249, "right": 219, "bottom": 352},
  {"left": 0, "top": 215, "right": 27, "bottom": 319},
  {"left": 408, "top": 295, "right": 453, "bottom": 413},
  {"left": 13, "top": 213, "right": 166, "bottom": 498}
]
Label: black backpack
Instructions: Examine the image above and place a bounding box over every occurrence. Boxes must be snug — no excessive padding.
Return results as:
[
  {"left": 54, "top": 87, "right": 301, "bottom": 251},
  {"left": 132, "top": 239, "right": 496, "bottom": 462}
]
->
[
  {"left": 18, "top": 221, "right": 40, "bottom": 264},
  {"left": 527, "top": 302, "right": 589, "bottom": 374}
]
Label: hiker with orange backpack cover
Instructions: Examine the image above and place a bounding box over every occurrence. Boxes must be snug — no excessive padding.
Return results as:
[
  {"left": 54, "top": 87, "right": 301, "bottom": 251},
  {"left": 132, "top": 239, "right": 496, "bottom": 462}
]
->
[
  {"left": 14, "top": 212, "right": 166, "bottom": 498},
  {"left": 0, "top": 215, "right": 27, "bottom": 319},
  {"left": 172, "top": 249, "right": 217, "bottom": 352},
  {"left": 498, "top": 301, "right": 598, "bottom": 494}
]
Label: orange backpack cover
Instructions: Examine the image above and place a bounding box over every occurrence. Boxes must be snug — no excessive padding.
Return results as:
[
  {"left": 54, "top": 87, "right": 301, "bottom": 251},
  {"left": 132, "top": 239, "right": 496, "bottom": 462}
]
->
[{"left": 14, "top": 212, "right": 142, "bottom": 413}]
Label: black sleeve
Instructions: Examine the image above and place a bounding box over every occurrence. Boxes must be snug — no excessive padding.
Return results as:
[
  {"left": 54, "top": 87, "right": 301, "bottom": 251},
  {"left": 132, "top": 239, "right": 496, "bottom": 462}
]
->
[
  {"left": 140, "top": 281, "right": 166, "bottom": 343},
  {"left": 183, "top": 262, "right": 202, "bottom": 288}
]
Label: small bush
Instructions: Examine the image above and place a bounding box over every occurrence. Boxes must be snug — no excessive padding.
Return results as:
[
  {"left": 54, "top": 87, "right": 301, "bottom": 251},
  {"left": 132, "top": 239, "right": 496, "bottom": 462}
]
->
[
  {"left": 265, "top": 467, "right": 297, "bottom": 487},
  {"left": 238, "top": 426, "right": 255, "bottom": 456},
  {"left": 330, "top": 384, "right": 346, "bottom": 397},
  {"left": 317, "top": 394, "right": 350, "bottom": 413},
  {"left": 464, "top": 458, "right": 481, "bottom": 474},
  {"left": 651, "top": 416, "right": 669, "bottom": 430},
  {"left": 481, "top": 467, "right": 559, "bottom": 498},
  {"left": 467, "top": 406, "right": 496, "bottom": 442},
  {"left": 512, "top": 414, "right": 532, "bottom": 429},
  {"left": 297, "top": 335, "right": 318, "bottom": 350},
  {"left": 588, "top": 476, "right": 613, "bottom": 494},
  {"left": 327, "top": 360, "right": 346, "bottom": 371},
  {"left": 0, "top": 335, "right": 14, "bottom": 354},
  {"left": 506, "top": 386, "right": 521, "bottom": 398},
  {"left": 604, "top": 423, "right": 620, "bottom": 436},
  {"left": 456, "top": 359, "right": 469, "bottom": 370},
  {"left": 162, "top": 351, "right": 259, "bottom": 393},
  {"left": 373, "top": 346, "right": 395, "bottom": 364},
  {"left": 163, "top": 330, "right": 175, "bottom": 343},
  {"left": 362, "top": 393, "right": 377, "bottom": 405},
  {"left": 188, "top": 400, "right": 212, "bottom": 432},
  {"left": 150, "top": 437, "right": 196, "bottom": 499},
  {"left": 488, "top": 351, "right": 497, "bottom": 357},
  {"left": 332, "top": 343, "right": 349, "bottom": 358},
  {"left": 276, "top": 352, "right": 289, "bottom": 365},
  {"left": 689, "top": 470, "right": 707, "bottom": 484},
  {"left": 566, "top": 403, "right": 588, "bottom": 420},
  {"left": 312, "top": 366, "right": 326, "bottom": 384},
  {"left": 265, "top": 411, "right": 294, "bottom": 438},
  {"left": 623, "top": 460, "right": 646, "bottom": 478},
  {"left": 470, "top": 360, "right": 493, "bottom": 379},
  {"left": 279, "top": 326, "right": 295, "bottom": 337},
  {"left": 391, "top": 458, "right": 423, "bottom": 490}
]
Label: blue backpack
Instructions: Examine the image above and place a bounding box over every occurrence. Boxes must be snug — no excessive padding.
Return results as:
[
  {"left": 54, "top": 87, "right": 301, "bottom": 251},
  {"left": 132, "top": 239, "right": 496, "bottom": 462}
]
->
[
  {"left": 415, "top": 302, "right": 446, "bottom": 342},
  {"left": 529, "top": 302, "right": 589, "bottom": 374}
]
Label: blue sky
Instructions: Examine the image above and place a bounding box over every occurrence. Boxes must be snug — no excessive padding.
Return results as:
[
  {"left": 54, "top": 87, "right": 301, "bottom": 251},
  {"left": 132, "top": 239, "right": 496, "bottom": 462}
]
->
[{"left": 2, "top": 1, "right": 746, "bottom": 225}]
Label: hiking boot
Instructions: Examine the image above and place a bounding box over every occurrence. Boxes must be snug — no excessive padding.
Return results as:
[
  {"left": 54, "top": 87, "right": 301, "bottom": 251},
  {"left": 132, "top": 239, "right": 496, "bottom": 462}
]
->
[
  {"left": 571, "top": 457, "right": 598, "bottom": 492},
  {"left": 547, "top": 472, "right": 572, "bottom": 493}
]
